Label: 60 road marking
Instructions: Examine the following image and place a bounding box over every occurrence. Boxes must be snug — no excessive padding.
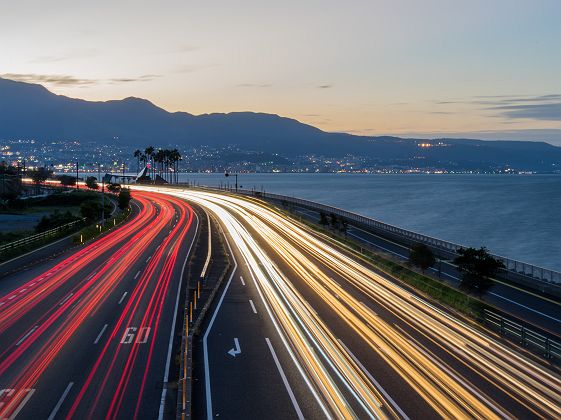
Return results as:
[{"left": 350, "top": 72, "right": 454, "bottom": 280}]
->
[{"left": 120, "top": 327, "right": 151, "bottom": 344}]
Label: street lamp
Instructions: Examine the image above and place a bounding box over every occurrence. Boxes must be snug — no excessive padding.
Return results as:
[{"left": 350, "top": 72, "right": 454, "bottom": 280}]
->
[{"left": 224, "top": 171, "right": 238, "bottom": 192}]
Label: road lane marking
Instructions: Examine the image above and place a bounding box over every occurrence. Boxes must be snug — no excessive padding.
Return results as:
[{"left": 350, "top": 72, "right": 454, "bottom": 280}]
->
[
  {"left": 58, "top": 293, "right": 74, "bottom": 306},
  {"left": 349, "top": 228, "right": 560, "bottom": 324},
  {"left": 227, "top": 338, "right": 241, "bottom": 357},
  {"left": 94, "top": 324, "right": 108, "bottom": 344},
  {"left": 7, "top": 388, "right": 35, "bottom": 420},
  {"left": 240, "top": 276, "right": 245, "bottom": 286},
  {"left": 488, "top": 292, "right": 561, "bottom": 324},
  {"left": 16, "top": 326, "right": 38, "bottom": 346},
  {"left": 47, "top": 382, "right": 73, "bottom": 420},
  {"left": 134, "top": 270, "right": 141, "bottom": 279},
  {"left": 249, "top": 299, "right": 257, "bottom": 314},
  {"left": 265, "top": 338, "right": 304, "bottom": 420},
  {"left": 203, "top": 249, "right": 238, "bottom": 420},
  {"left": 338, "top": 339, "right": 409, "bottom": 420},
  {"left": 118, "top": 292, "right": 128, "bottom": 305},
  {"left": 158, "top": 211, "right": 199, "bottom": 420},
  {"left": 146, "top": 255, "right": 152, "bottom": 263}
]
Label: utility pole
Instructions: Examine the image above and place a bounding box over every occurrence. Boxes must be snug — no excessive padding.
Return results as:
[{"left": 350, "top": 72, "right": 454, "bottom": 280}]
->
[{"left": 76, "top": 161, "right": 79, "bottom": 189}]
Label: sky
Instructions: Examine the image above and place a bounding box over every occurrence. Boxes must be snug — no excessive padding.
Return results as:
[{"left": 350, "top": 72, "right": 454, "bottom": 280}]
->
[{"left": 1, "top": 0, "right": 561, "bottom": 144}]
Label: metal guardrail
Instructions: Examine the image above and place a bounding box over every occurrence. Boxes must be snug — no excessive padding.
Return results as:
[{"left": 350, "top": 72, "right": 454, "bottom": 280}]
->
[
  {"left": 223, "top": 188, "right": 561, "bottom": 285},
  {"left": 484, "top": 309, "right": 561, "bottom": 362},
  {"left": 0, "top": 218, "right": 85, "bottom": 254}
]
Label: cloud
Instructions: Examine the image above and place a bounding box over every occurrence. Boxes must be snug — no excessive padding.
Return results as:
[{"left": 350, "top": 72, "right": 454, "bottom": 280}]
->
[
  {"left": 1, "top": 73, "right": 162, "bottom": 87},
  {"left": 1, "top": 73, "right": 98, "bottom": 86},
  {"left": 236, "top": 83, "right": 271, "bottom": 88},
  {"left": 109, "top": 74, "right": 162, "bottom": 83},
  {"left": 491, "top": 103, "right": 561, "bottom": 121},
  {"left": 317, "top": 84, "right": 332, "bottom": 89},
  {"left": 434, "top": 94, "right": 561, "bottom": 121}
]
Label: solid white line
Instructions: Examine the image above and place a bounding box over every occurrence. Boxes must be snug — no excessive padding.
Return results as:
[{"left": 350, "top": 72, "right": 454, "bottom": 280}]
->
[
  {"left": 348, "top": 231, "right": 405, "bottom": 259},
  {"left": 0, "top": 230, "right": 74, "bottom": 268},
  {"left": 338, "top": 339, "right": 409, "bottom": 420},
  {"left": 134, "top": 270, "right": 141, "bottom": 279},
  {"left": 249, "top": 299, "right": 257, "bottom": 314},
  {"left": 265, "top": 338, "right": 305, "bottom": 420},
  {"left": 118, "top": 292, "right": 128, "bottom": 305},
  {"left": 158, "top": 211, "right": 199, "bottom": 420},
  {"left": 8, "top": 389, "right": 35, "bottom": 420},
  {"left": 16, "top": 326, "right": 38, "bottom": 346},
  {"left": 240, "top": 276, "right": 245, "bottom": 286},
  {"left": 203, "top": 232, "right": 238, "bottom": 420},
  {"left": 350, "top": 229, "right": 560, "bottom": 322},
  {"left": 47, "top": 382, "right": 73, "bottom": 420},
  {"left": 489, "top": 292, "right": 561, "bottom": 323},
  {"left": 94, "top": 324, "right": 108, "bottom": 344},
  {"left": 200, "top": 211, "right": 212, "bottom": 278}
]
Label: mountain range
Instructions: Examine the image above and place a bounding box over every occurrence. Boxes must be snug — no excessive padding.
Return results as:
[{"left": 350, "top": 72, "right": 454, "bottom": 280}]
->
[{"left": 1, "top": 77, "right": 560, "bottom": 171}]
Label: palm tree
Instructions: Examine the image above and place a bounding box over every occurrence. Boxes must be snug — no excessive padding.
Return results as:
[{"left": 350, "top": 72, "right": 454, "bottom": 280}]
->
[
  {"left": 164, "top": 149, "right": 172, "bottom": 183},
  {"left": 155, "top": 149, "right": 165, "bottom": 181},
  {"left": 144, "top": 146, "right": 154, "bottom": 181},
  {"left": 133, "top": 149, "right": 142, "bottom": 174},
  {"left": 171, "top": 149, "right": 182, "bottom": 183}
]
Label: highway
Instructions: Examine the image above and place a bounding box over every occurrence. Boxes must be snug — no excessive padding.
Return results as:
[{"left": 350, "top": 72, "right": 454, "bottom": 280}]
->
[
  {"left": 290, "top": 206, "right": 561, "bottom": 334},
  {"left": 137, "top": 186, "right": 561, "bottom": 420},
  {"left": 0, "top": 191, "right": 198, "bottom": 419}
]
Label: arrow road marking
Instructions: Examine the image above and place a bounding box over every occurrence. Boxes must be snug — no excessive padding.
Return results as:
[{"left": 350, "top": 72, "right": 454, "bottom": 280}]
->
[{"left": 227, "top": 338, "right": 241, "bottom": 357}]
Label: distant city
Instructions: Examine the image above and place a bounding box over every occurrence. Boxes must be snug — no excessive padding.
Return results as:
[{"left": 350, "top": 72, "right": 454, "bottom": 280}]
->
[{"left": 0, "top": 139, "right": 541, "bottom": 175}]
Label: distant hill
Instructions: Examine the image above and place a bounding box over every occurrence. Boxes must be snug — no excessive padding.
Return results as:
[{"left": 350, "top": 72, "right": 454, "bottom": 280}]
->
[{"left": 1, "top": 77, "right": 560, "bottom": 171}]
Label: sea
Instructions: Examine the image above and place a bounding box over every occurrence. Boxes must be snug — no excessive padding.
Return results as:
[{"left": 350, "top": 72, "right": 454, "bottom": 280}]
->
[{"left": 176, "top": 173, "right": 561, "bottom": 272}]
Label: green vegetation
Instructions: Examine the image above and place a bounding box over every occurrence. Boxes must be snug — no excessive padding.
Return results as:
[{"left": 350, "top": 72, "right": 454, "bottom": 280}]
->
[
  {"left": 134, "top": 146, "right": 182, "bottom": 183},
  {"left": 35, "top": 210, "right": 80, "bottom": 233},
  {"left": 0, "top": 231, "right": 30, "bottom": 246},
  {"left": 409, "top": 243, "right": 436, "bottom": 273},
  {"left": 454, "top": 247, "right": 505, "bottom": 295},
  {"left": 118, "top": 188, "right": 131, "bottom": 210},
  {"left": 0, "top": 162, "right": 23, "bottom": 200},
  {"left": 73, "top": 205, "right": 131, "bottom": 244},
  {"left": 0, "top": 189, "right": 116, "bottom": 263},
  {"left": 28, "top": 167, "right": 53, "bottom": 194},
  {"left": 57, "top": 174, "right": 76, "bottom": 188},
  {"left": 284, "top": 210, "right": 491, "bottom": 319},
  {"left": 85, "top": 176, "right": 99, "bottom": 190},
  {"left": 107, "top": 182, "right": 121, "bottom": 193}
]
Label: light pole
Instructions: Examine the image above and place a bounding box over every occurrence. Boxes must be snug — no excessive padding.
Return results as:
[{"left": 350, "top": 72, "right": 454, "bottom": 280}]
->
[
  {"left": 98, "top": 163, "right": 105, "bottom": 226},
  {"left": 225, "top": 171, "right": 238, "bottom": 192},
  {"left": 76, "top": 160, "right": 79, "bottom": 189}
]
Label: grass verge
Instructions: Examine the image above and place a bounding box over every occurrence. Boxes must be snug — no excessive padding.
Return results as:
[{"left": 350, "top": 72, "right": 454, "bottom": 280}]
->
[{"left": 72, "top": 206, "right": 131, "bottom": 244}]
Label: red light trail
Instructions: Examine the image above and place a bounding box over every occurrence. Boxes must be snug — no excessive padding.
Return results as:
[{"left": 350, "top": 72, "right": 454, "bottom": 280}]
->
[{"left": 0, "top": 191, "right": 196, "bottom": 419}]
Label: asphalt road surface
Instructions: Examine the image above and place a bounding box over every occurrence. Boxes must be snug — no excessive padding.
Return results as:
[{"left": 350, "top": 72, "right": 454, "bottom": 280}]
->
[
  {"left": 0, "top": 190, "right": 198, "bottom": 419},
  {"left": 139, "top": 186, "right": 561, "bottom": 420}
]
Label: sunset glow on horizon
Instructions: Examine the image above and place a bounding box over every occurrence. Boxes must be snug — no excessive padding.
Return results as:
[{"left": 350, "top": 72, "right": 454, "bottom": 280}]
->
[{"left": 1, "top": 0, "right": 560, "bottom": 144}]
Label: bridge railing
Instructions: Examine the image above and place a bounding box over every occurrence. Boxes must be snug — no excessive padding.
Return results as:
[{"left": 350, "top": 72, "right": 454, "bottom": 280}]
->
[
  {"left": 226, "top": 188, "right": 561, "bottom": 285},
  {"left": 0, "top": 218, "right": 85, "bottom": 255},
  {"left": 484, "top": 309, "right": 561, "bottom": 362}
]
